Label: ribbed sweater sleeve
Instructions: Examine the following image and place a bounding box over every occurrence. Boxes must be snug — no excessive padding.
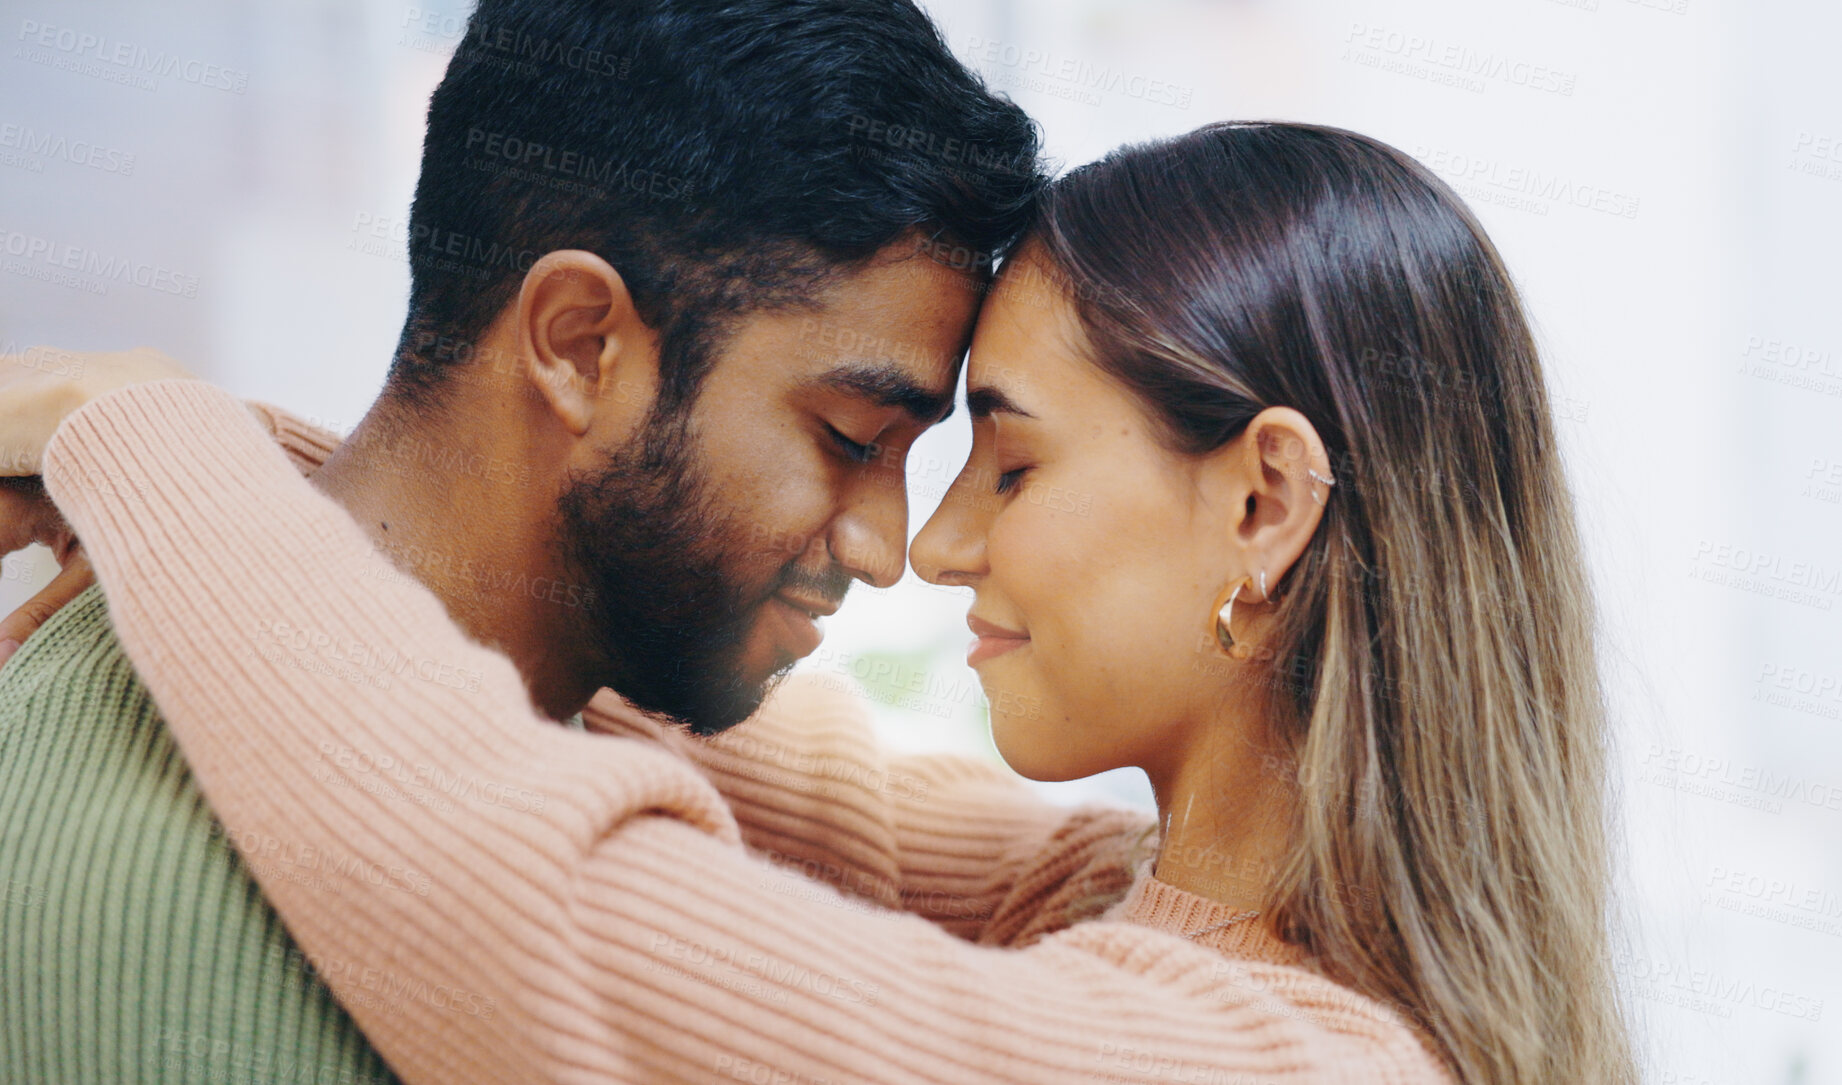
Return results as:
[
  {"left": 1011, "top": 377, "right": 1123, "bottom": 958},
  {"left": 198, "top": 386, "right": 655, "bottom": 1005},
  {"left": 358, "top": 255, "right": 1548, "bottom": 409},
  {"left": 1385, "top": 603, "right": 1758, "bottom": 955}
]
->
[
  {"left": 237, "top": 401, "right": 1158, "bottom": 945},
  {"left": 640, "top": 681, "right": 1155, "bottom": 946},
  {"left": 44, "top": 381, "right": 1451, "bottom": 1085}
]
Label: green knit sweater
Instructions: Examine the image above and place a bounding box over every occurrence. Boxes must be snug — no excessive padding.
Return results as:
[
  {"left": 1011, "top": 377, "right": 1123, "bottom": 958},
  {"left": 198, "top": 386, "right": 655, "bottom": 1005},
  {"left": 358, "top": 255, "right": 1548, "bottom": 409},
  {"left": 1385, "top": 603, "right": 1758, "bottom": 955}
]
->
[{"left": 0, "top": 585, "right": 396, "bottom": 1085}]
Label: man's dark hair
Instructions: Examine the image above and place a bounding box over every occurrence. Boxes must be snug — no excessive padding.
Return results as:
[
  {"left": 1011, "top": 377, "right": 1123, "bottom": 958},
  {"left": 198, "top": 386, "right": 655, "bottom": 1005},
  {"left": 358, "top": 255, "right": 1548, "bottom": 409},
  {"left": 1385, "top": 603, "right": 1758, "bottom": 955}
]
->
[{"left": 390, "top": 0, "right": 1044, "bottom": 413}]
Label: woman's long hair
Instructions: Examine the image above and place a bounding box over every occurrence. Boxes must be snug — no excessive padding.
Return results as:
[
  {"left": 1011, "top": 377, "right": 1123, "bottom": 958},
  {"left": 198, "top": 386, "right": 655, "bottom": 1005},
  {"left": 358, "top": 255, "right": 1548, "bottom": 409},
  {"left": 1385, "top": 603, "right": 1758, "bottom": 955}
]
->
[{"left": 1033, "top": 122, "right": 1634, "bottom": 1084}]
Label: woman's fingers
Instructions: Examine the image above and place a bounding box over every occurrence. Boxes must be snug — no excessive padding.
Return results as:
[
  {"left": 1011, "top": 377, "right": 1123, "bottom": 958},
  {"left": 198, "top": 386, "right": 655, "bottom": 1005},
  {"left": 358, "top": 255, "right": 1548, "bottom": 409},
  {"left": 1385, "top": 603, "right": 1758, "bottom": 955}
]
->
[
  {"left": 0, "top": 476, "right": 88, "bottom": 669},
  {"left": 0, "top": 347, "right": 194, "bottom": 475},
  {"left": 0, "top": 365, "right": 76, "bottom": 477},
  {"left": 0, "top": 477, "right": 66, "bottom": 553},
  {"left": 0, "top": 545, "right": 94, "bottom": 668}
]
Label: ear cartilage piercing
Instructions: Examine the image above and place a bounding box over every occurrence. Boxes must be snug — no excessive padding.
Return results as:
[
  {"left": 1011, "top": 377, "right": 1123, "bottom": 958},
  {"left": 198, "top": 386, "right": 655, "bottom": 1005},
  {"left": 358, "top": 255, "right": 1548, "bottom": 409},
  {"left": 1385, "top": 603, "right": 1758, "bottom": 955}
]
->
[{"left": 1306, "top": 467, "right": 1337, "bottom": 505}]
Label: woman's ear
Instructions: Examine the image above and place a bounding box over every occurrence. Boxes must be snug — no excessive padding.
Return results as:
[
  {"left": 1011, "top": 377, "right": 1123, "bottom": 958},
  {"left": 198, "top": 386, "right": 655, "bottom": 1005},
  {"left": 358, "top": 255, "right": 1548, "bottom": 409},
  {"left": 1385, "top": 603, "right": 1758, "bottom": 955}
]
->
[
  {"left": 514, "top": 250, "right": 659, "bottom": 437},
  {"left": 1216, "top": 406, "right": 1334, "bottom": 601}
]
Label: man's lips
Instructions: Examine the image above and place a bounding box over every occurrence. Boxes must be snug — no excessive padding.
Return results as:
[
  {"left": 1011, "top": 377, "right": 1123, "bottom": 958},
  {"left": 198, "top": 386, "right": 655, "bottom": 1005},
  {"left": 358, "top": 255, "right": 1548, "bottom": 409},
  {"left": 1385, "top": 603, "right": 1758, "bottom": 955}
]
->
[
  {"left": 967, "top": 614, "right": 1029, "bottom": 667},
  {"left": 767, "top": 588, "right": 845, "bottom": 661},
  {"left": 776, "top": 591, "right": 840, "bottom": 620},
  {"left": 769, "top": 595, "right": 827, "bottom": 658}
]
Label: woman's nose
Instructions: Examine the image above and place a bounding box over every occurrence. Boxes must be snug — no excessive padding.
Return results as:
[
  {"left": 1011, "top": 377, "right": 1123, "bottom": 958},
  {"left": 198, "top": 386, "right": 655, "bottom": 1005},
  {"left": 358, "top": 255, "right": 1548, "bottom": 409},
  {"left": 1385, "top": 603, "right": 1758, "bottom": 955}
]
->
[{"left": 910, "top": 469, "right": 987, "bottom": 587}]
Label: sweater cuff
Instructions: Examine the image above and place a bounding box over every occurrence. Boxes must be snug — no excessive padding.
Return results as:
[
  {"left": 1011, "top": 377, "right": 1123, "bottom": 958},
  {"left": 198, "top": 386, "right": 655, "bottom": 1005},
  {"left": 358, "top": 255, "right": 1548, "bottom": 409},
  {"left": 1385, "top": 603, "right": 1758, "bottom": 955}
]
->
[{"left": 44, "top": 379, "right": 297, "bottom": 539}]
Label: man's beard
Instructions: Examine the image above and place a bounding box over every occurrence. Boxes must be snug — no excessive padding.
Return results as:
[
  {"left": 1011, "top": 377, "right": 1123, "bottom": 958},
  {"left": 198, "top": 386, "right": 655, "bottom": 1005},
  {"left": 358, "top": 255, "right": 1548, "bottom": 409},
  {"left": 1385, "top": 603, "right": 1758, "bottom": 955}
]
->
[{"left": 555, "top": 407, "right": 843, "bottom": 735}]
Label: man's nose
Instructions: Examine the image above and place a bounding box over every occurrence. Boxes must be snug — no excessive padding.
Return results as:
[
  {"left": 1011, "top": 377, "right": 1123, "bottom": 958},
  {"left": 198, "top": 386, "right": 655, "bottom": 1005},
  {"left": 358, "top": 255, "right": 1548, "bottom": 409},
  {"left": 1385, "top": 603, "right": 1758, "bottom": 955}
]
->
[{"left": 828, "top": 482, "right": 908, "bottom": 590}]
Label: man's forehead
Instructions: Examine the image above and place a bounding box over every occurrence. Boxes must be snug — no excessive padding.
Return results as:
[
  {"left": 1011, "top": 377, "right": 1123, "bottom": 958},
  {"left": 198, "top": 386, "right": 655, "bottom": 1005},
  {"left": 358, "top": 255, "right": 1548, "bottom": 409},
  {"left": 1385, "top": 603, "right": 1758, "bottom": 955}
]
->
[
  {"left": 792, "top": 307, "right": 965, "bottom": 366},
  {"left": 709, "top": 250, "right": 981, "bottom": 422},
  {"left": 822, "top": 244, "right": 986, "bottom": 337},
  {"left": 788, "top": 259, "right": 975, "bottom": 425}
]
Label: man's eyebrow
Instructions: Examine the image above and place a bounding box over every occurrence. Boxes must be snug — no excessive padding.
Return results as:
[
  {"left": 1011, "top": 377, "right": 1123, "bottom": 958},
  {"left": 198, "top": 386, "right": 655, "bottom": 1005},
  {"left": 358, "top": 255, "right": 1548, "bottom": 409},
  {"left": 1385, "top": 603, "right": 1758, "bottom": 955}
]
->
[
  {"left": 802, "top": 362, "right": 957, "bottom": 424},
  {"left": 966, "top": 385, "right": 1034, "bottom": 420}
]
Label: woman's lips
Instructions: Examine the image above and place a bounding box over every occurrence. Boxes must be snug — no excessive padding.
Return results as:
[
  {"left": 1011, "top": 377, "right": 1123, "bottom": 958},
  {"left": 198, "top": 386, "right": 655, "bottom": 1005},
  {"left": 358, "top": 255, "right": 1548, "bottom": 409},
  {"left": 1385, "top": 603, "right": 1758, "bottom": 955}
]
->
[
  {"left": 966, "top": 614, "right": 1029, "bottom": 667},
  {"left": 967, "top": 635, "right": 1029, "bottom": 667}
]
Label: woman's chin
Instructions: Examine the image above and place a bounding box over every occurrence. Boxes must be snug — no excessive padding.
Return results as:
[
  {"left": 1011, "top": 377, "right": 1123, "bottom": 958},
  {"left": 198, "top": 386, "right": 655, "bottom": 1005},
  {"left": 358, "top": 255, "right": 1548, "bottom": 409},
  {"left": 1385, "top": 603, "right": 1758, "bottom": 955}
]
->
[
  {"left": 1002, "top": 744, "right": 1075, "bottom": 777},
  {"left": 980, "top": 678, "right": 1096, "bottom": 781},
  {"left": 992, "top": 725, "right": 1102, "bottom": 783}
]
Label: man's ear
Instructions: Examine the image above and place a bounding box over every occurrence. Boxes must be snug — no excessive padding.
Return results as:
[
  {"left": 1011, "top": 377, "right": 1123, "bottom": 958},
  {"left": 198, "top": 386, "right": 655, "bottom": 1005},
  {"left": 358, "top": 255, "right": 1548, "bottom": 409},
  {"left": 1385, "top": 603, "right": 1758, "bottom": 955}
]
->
[
  {"left": 1208, "top": 406, "right": 1335, "bottom": 602},
  {"left": 513, "top": 249, "right": 658, "bottom": 437}
]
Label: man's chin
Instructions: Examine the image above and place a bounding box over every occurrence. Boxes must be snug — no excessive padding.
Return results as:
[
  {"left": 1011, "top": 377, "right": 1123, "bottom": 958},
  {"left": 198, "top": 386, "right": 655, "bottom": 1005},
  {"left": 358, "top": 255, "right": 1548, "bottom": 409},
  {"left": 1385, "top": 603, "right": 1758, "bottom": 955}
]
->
[
  {"left": 594, "top": 616, "right": 800, "bottom": 737},
  {"left": 643, "top": 659, "right": 794, "bottom": 738},
  {"left": 676, "top": 672, "right": 786, "bottom": 736},
  {"left": 681, "top": 685, "right": 773, "bottom": 736}
]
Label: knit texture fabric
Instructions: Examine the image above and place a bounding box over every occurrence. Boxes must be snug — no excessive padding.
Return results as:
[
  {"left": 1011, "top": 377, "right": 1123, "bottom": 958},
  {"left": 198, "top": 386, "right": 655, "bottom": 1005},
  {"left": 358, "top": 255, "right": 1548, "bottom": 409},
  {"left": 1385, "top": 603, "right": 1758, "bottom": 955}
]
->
[
  {"left": 42, "top": 381, "right": 1453, "bottom": 1084},
  {"left": 0, "top": 398, "right": 1146, "bottom": 1084},
  {"left": 0, "top": 584, "right": 397, "bottom": 1085}
]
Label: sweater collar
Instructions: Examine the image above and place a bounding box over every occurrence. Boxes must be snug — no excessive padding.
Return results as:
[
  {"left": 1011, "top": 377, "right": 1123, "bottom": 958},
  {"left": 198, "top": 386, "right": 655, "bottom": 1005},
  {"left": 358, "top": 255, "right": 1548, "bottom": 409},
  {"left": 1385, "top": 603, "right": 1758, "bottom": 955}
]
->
[
  {"left": 1110, "top": 863, "right": 1312, "bottom": 968},
  {"left": 578, "top": 689, "right": 675, "bottom": 742}
]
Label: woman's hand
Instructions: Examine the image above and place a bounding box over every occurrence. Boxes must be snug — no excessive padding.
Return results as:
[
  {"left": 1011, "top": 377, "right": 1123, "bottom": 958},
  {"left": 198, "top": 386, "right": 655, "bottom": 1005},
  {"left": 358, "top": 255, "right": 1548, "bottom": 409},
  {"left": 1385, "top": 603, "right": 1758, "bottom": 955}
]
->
[
  {"left": 0, "top": 346, "right": 193, "bottom": 476},
  {"left": 0, "top": 477, "right": 93, "bottom": 667},
  {"left": 0, "top": 346, "right": 189, "bottom": 666}
]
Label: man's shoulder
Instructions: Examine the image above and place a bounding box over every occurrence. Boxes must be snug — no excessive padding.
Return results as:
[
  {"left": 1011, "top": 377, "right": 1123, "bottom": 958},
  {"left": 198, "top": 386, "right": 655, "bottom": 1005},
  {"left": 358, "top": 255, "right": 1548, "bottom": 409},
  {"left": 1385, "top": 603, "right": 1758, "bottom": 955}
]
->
[
  {"left": 0, "top": 581, "right": 159, "bottom": 765},
  {"left": 0, "top": 582, "right": 136, "bottom": 698},
  {"left": 0, "top": 593, "right": 401, "bottom": 1083}
]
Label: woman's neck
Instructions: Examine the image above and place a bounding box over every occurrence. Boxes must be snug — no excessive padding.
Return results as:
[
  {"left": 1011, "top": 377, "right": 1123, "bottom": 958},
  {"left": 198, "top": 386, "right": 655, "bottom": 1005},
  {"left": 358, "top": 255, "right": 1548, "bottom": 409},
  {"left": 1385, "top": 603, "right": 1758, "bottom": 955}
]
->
[{"left": 1148, "top": 720, "right": 1295, "bottom": 916}]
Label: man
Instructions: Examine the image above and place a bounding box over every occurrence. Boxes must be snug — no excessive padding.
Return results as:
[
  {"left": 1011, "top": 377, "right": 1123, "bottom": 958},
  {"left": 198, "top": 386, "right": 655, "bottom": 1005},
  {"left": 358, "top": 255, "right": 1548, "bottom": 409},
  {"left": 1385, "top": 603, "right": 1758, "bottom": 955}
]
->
[{"left": 0, "top": 0, "right": 1049, "bottom": 1078}]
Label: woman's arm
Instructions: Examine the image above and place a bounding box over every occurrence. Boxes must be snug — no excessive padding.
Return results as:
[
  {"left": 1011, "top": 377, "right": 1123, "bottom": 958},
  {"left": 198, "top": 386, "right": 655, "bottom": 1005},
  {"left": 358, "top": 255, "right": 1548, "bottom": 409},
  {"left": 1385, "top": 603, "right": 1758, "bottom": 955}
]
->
[
  {"left": 8, "top": 368, "right": 1153, "bottom": 938},
  {"left": 629, "top": 680, "right": 1153, "bottom": 945},
  {"left": 251, "top": 400, "right": 1158, "bottom": 945},
  {"left": 45, "top": 381, "right": 1442, "bottom": 1085},
  {"left": 0, "top": 347, "right": 194, "bottom": 657}
]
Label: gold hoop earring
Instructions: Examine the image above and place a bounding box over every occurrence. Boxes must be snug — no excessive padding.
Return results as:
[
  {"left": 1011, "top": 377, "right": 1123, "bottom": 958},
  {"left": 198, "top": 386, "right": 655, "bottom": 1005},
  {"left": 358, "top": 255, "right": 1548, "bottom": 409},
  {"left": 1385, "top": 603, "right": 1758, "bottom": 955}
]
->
[{"left": 1211, "top": 576, "right": 1254, "bottom": 660}]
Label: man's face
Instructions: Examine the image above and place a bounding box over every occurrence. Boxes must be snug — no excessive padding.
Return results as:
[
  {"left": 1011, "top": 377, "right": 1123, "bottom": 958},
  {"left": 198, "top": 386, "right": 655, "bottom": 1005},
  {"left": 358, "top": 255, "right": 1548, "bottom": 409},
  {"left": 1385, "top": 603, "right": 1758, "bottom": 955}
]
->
[{"left": 559, "top": 250, "right": 981, "bottom": 734}]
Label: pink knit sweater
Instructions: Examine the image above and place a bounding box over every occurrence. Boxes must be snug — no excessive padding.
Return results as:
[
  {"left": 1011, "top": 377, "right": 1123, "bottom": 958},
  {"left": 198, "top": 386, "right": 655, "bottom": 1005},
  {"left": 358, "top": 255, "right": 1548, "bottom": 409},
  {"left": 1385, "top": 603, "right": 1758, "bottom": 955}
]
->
[{"left": 43, "top": 381, "right": 1452, "bottom": 1085}]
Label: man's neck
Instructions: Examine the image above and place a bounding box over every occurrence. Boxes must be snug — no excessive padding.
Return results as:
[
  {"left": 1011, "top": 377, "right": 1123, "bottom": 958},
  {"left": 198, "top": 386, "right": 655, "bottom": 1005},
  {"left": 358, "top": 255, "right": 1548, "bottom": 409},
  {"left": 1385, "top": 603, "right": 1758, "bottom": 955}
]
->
[{"left": 307, "top": 405, "right": 597, "bottom": 720}]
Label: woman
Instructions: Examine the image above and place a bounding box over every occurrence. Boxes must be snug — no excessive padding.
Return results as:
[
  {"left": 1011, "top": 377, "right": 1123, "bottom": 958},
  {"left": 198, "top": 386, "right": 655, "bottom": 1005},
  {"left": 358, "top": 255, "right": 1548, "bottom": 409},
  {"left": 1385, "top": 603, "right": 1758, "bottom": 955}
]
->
[{"left": 3, "top": 123, "right": 1634, "bottom": 1082}]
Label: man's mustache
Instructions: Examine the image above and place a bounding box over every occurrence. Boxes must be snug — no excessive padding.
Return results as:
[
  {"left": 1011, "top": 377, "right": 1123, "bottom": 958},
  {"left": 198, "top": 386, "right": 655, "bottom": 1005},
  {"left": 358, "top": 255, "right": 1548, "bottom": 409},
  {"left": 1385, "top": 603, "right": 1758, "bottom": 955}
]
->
[{"left": 773, "top": 561, "right": 855, "bottom": 611}]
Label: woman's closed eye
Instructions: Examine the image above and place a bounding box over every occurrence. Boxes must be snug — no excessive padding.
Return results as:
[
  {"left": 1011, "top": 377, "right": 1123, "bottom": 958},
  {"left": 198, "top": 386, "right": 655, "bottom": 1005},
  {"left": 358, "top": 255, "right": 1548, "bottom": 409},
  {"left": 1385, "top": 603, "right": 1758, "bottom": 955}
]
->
[{"left": 994, "top": 466, "right": 1030, "bottom": 494}]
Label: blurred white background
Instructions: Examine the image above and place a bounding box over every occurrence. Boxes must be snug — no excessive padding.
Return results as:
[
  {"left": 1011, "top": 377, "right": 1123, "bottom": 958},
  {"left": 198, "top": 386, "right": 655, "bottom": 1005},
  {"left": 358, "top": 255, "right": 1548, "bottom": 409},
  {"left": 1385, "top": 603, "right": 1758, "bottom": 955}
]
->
[{"left": 2, "top": 0, "right": 1838, "bottom": 1080}]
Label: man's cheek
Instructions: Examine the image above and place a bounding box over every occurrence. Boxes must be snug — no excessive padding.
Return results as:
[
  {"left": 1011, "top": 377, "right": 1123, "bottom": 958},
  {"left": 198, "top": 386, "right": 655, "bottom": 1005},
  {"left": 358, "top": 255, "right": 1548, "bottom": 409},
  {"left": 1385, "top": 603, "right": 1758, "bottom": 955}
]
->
[{"left": 744, "top": 521, "right": 816, "bottom": 565}]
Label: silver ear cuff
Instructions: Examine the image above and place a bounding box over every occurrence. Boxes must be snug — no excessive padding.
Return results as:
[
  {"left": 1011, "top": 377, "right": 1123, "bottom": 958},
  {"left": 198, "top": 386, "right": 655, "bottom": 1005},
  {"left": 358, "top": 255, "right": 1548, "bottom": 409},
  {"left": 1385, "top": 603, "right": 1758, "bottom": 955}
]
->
[{"left": 1306, "top": 468, "right": 1337, "bottom": 505}]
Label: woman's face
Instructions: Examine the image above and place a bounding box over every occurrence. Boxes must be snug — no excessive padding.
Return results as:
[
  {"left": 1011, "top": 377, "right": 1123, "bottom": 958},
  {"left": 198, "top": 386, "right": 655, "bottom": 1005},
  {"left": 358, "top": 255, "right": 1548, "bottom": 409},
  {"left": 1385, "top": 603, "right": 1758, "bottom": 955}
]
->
[{"left": 910, "top": 248, "right": 1249, "bottom": 784}]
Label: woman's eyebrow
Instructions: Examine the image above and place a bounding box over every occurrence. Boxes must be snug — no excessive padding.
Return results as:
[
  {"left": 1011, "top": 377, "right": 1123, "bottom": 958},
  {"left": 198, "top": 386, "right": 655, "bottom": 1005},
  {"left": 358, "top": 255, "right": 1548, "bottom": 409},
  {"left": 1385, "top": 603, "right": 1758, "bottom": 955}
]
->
[{"left": 966, "top": 385, "right": 1035, "bottom": 420}]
